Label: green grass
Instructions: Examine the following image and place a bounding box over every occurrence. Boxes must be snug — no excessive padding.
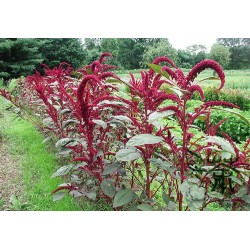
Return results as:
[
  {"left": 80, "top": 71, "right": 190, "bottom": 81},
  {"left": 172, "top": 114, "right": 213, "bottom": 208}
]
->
[
  {"left": 0, "top": 97, "right": 112, "bottom": 211},
  {"left": 117, "top": 68, "right": 250, "bottom": 92}
]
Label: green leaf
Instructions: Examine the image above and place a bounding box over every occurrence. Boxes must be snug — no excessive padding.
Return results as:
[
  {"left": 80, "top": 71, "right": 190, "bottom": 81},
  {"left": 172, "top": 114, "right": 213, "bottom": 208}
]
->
[
  {"left": 60, "top": 108, "right": 71, "bottom": 115},
  {"left": 221, "top": 151, "right": 232, "bottom": 160},
  {"left": 165, "top": 201, "right": 177, "bottom": 211},
  {"left": 197, "top": 114, "right": 206, "bottom": 121},
  {"left": 229, "top": 176, "right": 243, "bottom": 185},
  {"left": 162, "top": 192, "right": 170, "bottom": 205},
  {"left": 113, "top": 188, "right": 134, "bottom": 208},
  {"left": 196, "top": 76, "right": 220, "bottom": 83},
  {"left": 51, "top": 164, "right": 74, "bottom": 178},
  {"left": 62, "top": 119, "right": 79, "bottom": 128},
  {"left": 208, "top": 191, "right": 224, "bottom": 199},
  {"left": 126, "top": 134, "right": 163, "bottom": 147},
  {"left": 137, "top": 204, "right": 154, "bottom": 211},
  {"left": 211, "top": 107, "right": 250, "bottom": 125},
  {"left": 103, "top": 162, "right": 123, "bottom": 175},
  {"left": 116, "top": 148, "right": 141, "bottom": 161},
  {"left": 206, "top": 136, "right": 235, "bottom": 155},
  {"left": 149, "top": 158, "right": 174, "bottom": 173},
  {"left": 179, "top": 181, "right": 205, "bottom": 211},
  {"left": 101, "top": 180, "right": 116, "bottom": 198},
  {"left": 53, "top": 192, "right": 65, "bottom": 202},
  {"left": 148, "top": 110, "right": 175, "bottom": 124},
  {"left": 148, "top": 64, "right": 169, "bottom": 78},
  {"left": 86, "top": 191, "right": 97, "bottom": 201},
  {"left": 0, "top": 198, "right": 5, "bottom": 208},
  {"left": 55, "top": 138, "right": 76, "bottom": 148},
  {"left": 42, "top": 136, "right": 52, "bottom": 144},
  {"left": 112, "top": 115, "right": 132, "bottom": 123},
  {"left": 42, "top": 117, "right": 53, "bottom": 126},
  {"left": 93, "top": 119, "right": 107, "bottom": 129},
  {"left": 105, "top": 78, "right": 123, "bottom": 84},
  {"left": 10, "top": 194, "right": 19, "bottom": 206}
]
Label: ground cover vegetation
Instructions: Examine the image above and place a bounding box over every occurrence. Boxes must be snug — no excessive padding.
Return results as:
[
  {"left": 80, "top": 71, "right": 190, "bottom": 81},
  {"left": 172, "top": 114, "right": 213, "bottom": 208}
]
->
[{"left": 1, "top": 52, "right": 249, "bottom": 211}]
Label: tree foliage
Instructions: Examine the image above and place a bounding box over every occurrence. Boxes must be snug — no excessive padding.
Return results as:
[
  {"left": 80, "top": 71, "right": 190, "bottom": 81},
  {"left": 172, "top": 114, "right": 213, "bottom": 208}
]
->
[
  {"left": 0, "top": 38, "right": 44, "bottom": 81},
  {"left": 209, "top": 43, "right": 231, "bottom": 69},
  {"left": 141, "top": 39, "right": 177, "bottom": 67},
  {"left": 37, "top": 38, "right": 85, "bottom": 69},
  {"left": 217, "top": 38, "right": 250, "bottom": 69}
]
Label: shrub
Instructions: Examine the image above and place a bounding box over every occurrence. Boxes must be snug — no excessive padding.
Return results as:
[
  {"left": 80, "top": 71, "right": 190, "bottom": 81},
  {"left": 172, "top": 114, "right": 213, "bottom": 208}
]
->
[
  {"left": 193, "top": 86, "right": 250, "bottom": 110},
  {"left": 194, "top": 108, "right": 250, "bottom": 143},
  {"left": 1, "top": 54, "right": 249, "bottom": 211}
]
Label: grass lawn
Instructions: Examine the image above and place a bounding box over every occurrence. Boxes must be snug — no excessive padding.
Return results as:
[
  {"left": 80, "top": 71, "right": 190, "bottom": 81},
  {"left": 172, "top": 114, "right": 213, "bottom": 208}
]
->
[{"left": 0, "top": 97, "right": 111, "bottom": 211}]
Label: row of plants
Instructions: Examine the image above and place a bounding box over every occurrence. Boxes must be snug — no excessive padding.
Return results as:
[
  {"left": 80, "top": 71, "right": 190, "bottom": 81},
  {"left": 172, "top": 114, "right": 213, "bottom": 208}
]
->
[{"left": 1, "top": 53, "right": 249, "bottom": 211}]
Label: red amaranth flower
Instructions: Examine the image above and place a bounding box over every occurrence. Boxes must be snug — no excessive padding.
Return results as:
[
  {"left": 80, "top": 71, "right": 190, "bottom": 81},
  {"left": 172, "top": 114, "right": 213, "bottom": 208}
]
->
[
  {"left": 158, "top": 105, "right": 180, "bottom": 114},
  {"left": 203, "top": 101, "right": 239, "bottom": 109},
  {"left": 99, "top": 52, "right": 112, "bottom": 63},
  {"left": 152, "top": 56, "right": 177, "bottom": 69},
  {"left": 77, "top": 75, "right": 101, "bottom": 121},
  {"left": 161, "top": 66, "right": 177, "bottom": 80},
  {"left": 186, "top": 59, "right": 225, "bottom": 90},
  {"left": 188, "top": 84, "right": 205, "bottom": 101}
]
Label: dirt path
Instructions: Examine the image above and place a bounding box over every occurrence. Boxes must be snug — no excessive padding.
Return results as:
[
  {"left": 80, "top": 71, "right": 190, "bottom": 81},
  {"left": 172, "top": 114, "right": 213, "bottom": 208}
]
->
[{"left": 0, "top": 138, "right": 24, "bottom": 210}]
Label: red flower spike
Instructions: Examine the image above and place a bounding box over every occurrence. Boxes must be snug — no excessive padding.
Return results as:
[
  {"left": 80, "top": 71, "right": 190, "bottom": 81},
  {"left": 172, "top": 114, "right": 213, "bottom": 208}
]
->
[
  {"left": 203, "top": 101, "right": 239, "bottom": 109},
  {"left": 77, "top": 75, "right": 101, "bottom": 120},
  {"left": 99, "top": 52, "right": 113, "bottom": 63},
  {"left": 158, "top": 105, "right": 180, "bottom": 114},
  {"left": 186, "top": 59, "right": 225, "bottom": 90},
  {"left": 152, "top": 56, "right": 177, "bottom": 69},
  {"left": 188, "top": 84, "right": 205, "bottom": 101},
  {"left": 161, "top": 66, "right": 177, "bottom": 80}
]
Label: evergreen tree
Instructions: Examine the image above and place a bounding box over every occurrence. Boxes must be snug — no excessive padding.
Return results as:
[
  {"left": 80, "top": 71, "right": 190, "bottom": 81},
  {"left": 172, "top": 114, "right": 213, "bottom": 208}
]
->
[{"left": 0, "top": 38, "right": 44, "bottom": 82}]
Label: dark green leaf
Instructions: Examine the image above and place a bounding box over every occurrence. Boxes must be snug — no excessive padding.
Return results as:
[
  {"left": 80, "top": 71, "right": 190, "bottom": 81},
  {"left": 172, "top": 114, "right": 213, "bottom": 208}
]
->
[
  {"left": 208, "top": 191, "right": 224, "bottom": 199},
  {"left": 149, "top": 158, "right": 173, "bottom": 172},
  {"left": 103, "top": 162, "right": 123, "bottom": 175},
  {"left": 55, "top": 138, "right": 76, "bottom": 148},
  {"left": 137, "top": 204, "right": 154, "bottom": 211},
  {"left": 101, "top": 180, "right": 116, "bottom": 198},
  {"left": 62, "top": 119, "right": 79, "bottom": 128},
  {"left": 162, "top": 192, "right": 170, "bottom": 205},
  {"left": 113, "top": 188, "right": 134, "bottom": 208}
]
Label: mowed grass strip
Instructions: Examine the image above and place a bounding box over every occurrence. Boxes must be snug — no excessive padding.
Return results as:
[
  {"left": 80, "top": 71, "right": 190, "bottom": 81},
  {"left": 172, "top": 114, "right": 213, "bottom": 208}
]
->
[{"left": 0, "top": 98, "right": 111, "bottom": 211}]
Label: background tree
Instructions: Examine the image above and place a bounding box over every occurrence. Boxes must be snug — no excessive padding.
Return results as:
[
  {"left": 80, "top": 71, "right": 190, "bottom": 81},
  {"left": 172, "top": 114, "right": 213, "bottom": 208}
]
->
[
  {"left": 0, "top": 38, "right": 44, "bottom": 83},
  {"left": 37, "top": 38, "right": 85, "bottom": 69},
  {"left": 209, "top": 43, "right": 231, "bottom": 69},
  {"left": 177, "top": 49, "right": 193, "bottom": 68},
  {"left": 217, "top": 38, "right": 250, "bottom": 69},
  {"left": 186, "top": 44, "right": 207, "bottom": 65},
  {"left": 141, "top": 39, "right": 177, "bottom": 67}
]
